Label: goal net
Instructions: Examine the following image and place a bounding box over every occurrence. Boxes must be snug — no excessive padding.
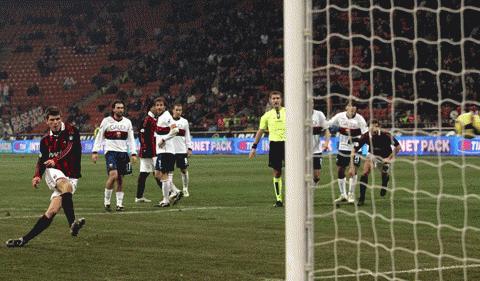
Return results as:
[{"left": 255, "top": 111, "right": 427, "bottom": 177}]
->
[{"left": 286, "top": 0, "right": 480, "bottom": 280}]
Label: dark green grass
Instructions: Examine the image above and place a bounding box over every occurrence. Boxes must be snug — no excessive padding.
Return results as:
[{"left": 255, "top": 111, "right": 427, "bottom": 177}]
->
[{"left": 0, "top": 154, "right": 479, "bottom": 280}]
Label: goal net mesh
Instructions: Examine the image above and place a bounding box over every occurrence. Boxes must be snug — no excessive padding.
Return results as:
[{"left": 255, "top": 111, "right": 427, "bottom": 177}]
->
[{"left": 308, "top": 0, "right": 480, "bottom": 280}]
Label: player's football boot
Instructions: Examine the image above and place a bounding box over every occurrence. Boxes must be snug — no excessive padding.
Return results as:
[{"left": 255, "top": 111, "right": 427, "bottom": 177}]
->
[
  {"left": 357, "top": 199, "right": 365, "bottom": 206},
  {"left": 70, "top": 218, "right": 86, "bottom": 237},
  {"left": 183, "top": 189, "right": 190, "bottom": 197},
  {"left": 172, "top": 191, "right": 184, "bottom": 205},
  {"left": 380, "top": 188, "right": 387, "bottom": 197},
  {"left": 334, "top": 195, "right": 348, "bottom": 203},
  {"left": 347, "top": 193, "right": 355, "bottom": 203},
  {"left": 155, "top": 200, "right": 170, "bottom": 208},
  {"left": 274, "top": 201, "right": 283, "bottom": 207},
  {"left": 135, "top": 197, "right": 152, "bottom": 203},
  {"left": 116, "top": 205, "right": 125, "bottom": 212},
  {"left": 6, "top": 238, "right": 26, "bottom": 248},
  {"left": 104, "top": 204, "right": 112, "bottom": 212}
]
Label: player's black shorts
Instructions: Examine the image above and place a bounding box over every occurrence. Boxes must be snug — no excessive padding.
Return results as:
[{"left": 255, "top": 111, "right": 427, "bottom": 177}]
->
[
  {"left": 336, "top": 150, "right": 361, "bottom": 167},
  {"left": 268, "top": 141, "right": 285, "bottom": 171},
  {"left": 175, "top": 153, "right": 189, "bottom": 169},
  {"left": 105, "top": 151, "right": 131, "bottom": 175},
  {"left": 313, "top": 153, "right": 323, "bottom": 170},
  {"left": 155, "top": 153, "right": 175, "bottom": 173}
]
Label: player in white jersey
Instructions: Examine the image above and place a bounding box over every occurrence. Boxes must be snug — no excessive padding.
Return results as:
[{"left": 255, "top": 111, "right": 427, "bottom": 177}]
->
[
  {"left": 312, "top": 109, "right": 330, "bottom": 185},
  {"left": 92, "top": 100, "right": 137, "bottom": 211},
  {"left": 171, "top": 103, "right": 193, "bottom": 197},
  {"left": 328, "top": 100, "right": 368, "bottom": 204},
  {"left": 154, "top": 97, "right": 183, "bottom": 207}
]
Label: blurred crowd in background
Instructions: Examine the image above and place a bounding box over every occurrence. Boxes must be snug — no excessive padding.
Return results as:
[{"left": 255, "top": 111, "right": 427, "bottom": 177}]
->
[{"left": 0, "top": 0, "right": 478, "bottom": 139}]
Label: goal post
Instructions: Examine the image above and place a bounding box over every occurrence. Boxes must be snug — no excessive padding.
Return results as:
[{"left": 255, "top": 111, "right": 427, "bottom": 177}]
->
[
  {"left": 284, "top": 0, "right": 311, "bottom": 280},
  {"left": 285, "top": 0, "right": 480, "bottom": 280}
]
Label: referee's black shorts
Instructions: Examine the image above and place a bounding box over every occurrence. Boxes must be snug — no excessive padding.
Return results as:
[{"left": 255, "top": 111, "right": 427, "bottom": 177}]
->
[{"left": 268, "top": 141, "right": 285, "bottom": 171}]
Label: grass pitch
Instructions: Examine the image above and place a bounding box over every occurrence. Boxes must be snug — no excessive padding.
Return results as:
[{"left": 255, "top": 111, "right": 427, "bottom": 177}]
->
[{"left": 0, "top": 154, "right": 479, "bottom": 281}]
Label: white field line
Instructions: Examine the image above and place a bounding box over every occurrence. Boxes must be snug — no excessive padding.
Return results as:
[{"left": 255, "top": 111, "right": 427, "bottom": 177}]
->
[
  {"left": 315, "top": 264, "right": 480, "bottom": 279},
  {"left": 0, "top": 206, "right": 247, "bottom": 220}
]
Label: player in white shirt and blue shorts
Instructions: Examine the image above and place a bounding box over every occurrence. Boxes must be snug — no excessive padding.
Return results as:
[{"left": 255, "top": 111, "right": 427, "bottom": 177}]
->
[
  {"left": 154, "top": 97, "right": 183, "bottom": 207},
  {"left": 171, "top": 103, "right": 193, "bottom": 197},
  {"left": 92, "top": 100, "right": 137, "bottom": 211},
  {"left": 328, "top": 100, "right": 368, "bottom": 204}
]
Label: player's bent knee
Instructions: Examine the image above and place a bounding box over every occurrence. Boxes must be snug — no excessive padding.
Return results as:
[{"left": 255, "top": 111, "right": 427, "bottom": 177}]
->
[{"left": 56, "top": 178, "right": 73, "bottom": 193}]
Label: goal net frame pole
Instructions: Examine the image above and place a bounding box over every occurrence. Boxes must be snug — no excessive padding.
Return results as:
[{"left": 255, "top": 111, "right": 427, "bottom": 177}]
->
[{"left": 284, "top": 0, "right": 313, "bottom": 280}]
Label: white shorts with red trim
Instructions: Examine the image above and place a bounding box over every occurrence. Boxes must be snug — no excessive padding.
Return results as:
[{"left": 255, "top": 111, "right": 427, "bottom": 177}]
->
[
  {"left": 139, "top": 157, "right": 157, "bottom": 173},
  {"left": 44, "top": 168, "right": 78, "bottom": 199}
]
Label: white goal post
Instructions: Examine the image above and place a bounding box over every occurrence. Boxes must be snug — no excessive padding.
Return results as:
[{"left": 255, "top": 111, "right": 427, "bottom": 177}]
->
[
  {"left": 285, "top": 0, "right": 480, "bottom": 280},
  {"left": 284, "top": 0, "right": 311, "bottom": 280}
]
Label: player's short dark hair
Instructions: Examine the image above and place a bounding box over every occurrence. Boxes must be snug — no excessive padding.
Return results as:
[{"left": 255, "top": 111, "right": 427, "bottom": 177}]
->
[
  {"left": 44, "top": 106, "right": 61, "bottom": 119},
  {"left": 154, "top": 97, "right": 166, "bottom": 106},
  {"left": 465, "top": 103, "right": 477, "bottom": 112},
  {"left": 172, "top": 102, "right": 183, "bottom": 109},
  {"left": 370, "top": 119, "right": 380, "bottom": 126},
  {"left": 345, "top": 99, "right": 357, "bottom": 108},
  {"left": 111, "top": 100, "right": 125, "bottom": 109},
  {"left": 269, "top": 91, "right": 282, "bottom": 98}
]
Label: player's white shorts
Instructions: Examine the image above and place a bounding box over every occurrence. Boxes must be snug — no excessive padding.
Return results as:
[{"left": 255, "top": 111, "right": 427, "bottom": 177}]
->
[
  {"left": 44, "top": 168, "right": 78, "bottom": 200},
  {"left": 140, "top": 157, "right": 157, "bottom": 173}
]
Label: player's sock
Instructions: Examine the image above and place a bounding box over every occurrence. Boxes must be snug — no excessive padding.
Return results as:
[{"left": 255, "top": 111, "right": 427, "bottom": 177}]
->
[
  {"left": 136, "top": 172, "right": 149, "bottom": 199},
  {"left": 22, "top": 214, "right": 54, "bottom": 243},
  {"left": 273, "top": 177, "right": 283, "bottom": 202},
  {"left": 104, "top": 189, "right": 113, "bottom": 206},
  {"left": 338, "top": 178, "right": 347, "bottom": 197},
  {"left": 116, "top": 191, "right": 124, "bottom": 207},
  {"left": 182, "top": 171, "right": 189, "bottom": 190},
  {"left": 349, "top": 175, "right": 358, "bottom": 195},
  {"left": 169, "top": 173, "right": 180, "bottom": 193},
  {"left": 61, "top": 192, "right": 75, "bottom": 226},
  {"left": 359, "top": 174, "right": 369, "bottom": 201},
  {"left": 155, "top": 177, "right": 163, "bottom": 190},
  {"left": 161, "top": 180, "right": 170, "bottom": 202},
  {"left": 382, "top": 173, "right": 389, "bottom": 188}
]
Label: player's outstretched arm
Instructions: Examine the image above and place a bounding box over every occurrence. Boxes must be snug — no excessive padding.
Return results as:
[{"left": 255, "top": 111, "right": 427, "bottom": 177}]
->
[
  {"left": 384, "top": 136, "right": 401, "bottom": 163},
  {"left": 249, "top": 128, "right": 264, "bottom": 159},
  {"left": 32, "top": 177, "right": 41, "bottom": 189}
]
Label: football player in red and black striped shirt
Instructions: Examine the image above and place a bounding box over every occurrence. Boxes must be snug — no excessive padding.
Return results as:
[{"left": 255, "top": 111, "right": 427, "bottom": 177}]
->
[
  {"left": 6, "top": 106, "right": 85, "bottom": 248},
  {"left": 350, "top": 119, "right": 401, "bottom": 206},
  {"left": 135, "top": 98, "right": 164, "bottom": 202}
]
